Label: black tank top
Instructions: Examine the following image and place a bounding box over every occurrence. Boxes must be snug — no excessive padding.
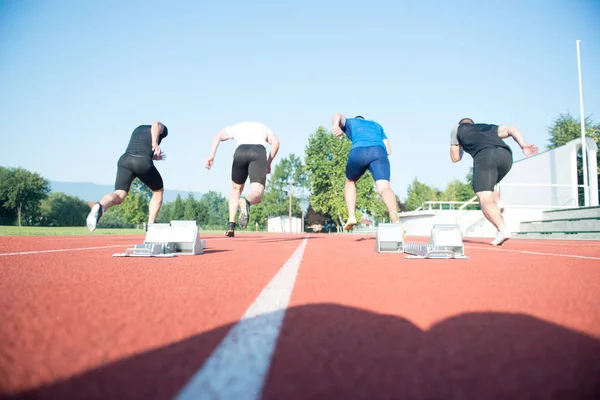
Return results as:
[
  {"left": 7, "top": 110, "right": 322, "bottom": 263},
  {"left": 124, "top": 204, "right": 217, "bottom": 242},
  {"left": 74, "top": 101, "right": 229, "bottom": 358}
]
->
[
  {"left": 457, "top": 123, "right": 511, "bottom": 158},
  {"left": 125, "top": 125, "right": 168, "bottom": 158}
]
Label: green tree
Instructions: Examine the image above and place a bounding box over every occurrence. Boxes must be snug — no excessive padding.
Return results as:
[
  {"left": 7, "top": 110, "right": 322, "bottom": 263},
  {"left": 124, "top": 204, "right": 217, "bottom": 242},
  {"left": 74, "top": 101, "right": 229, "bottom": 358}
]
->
[
  {"left": 120, "top": 187, "right": 148, "bottom": 228},
  {"left": 547, "top": 112, "right": 600, "bottom": 205},
  {"left": 155, "top": 201, "right": 173, "bottom": 223},
  {"left": 183, "top": 193, "right": 198, "bottom": 221},
  {"left": 466, "top": 167, "right": 474, "bottom": 187},
  {"left": 248, "top": 154, "right": 307, "bottom": 229},
  {"left": 171, "top": 194, "right": 185, "bottom": 220},
  {"left": 195, "top": 198, "right": 208, "bottom": 225},
  {"left": 304, "top": 126, "right": 377, "bottom": 228},
  {"left": 197, "top": 191, "right": 227, "bottom": 227},
  {"left": 97, "top": 208, "right": 132, "bottom": 228},
  {"left": 132, "top": 178, "right": 153, "bottom": 202},
  {"left": 443, "top": 179, "right": 475, "bottom": 203},
  {"left": 40, "top": 192, "right": 90, "bottom": 226},
  {"left": 405, "top": 178, "right": 441, "bottom": 211},
  {"left": 270, "top": 153, "right": 309, "bottom": 194},
  {"left": 547, "top": 112, "right": 600, "bottom": 150},
  {"left": 0, "top": 167, "right": 17, "bottom": 225},
  {"left": 0, "top": 167, "right": 50, "bottom": 226}
]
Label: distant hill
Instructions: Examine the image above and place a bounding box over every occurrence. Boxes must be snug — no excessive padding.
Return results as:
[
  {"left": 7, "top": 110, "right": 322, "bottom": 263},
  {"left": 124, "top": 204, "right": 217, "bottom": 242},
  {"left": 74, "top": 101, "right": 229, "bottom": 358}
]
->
[{"left": 50, "top": 181, "right": 203, "bottom": 203}]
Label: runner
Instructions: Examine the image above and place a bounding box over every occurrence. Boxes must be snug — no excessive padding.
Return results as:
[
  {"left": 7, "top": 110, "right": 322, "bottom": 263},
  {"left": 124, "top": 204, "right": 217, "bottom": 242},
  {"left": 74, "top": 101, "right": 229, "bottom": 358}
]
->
[
  {"left": 205, "top": 122, "right": 280, "bottom": 237},
  {"left": 332, "top": 113, "right": 404, "bottom": 236},
  {"left": 450, "top": 118, "right": 538, "bottom": 245},
  {"left": 86, "top": 121, "right": 168, "bottom": 231}
]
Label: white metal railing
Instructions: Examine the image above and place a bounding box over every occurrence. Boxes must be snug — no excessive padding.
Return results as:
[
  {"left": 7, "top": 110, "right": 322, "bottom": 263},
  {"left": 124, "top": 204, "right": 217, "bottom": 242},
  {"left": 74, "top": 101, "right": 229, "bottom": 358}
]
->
[
  {"left": 498, "top": 183, "right": 586, "bottom": 188},
  {"left": 407, "top": 182, "right": 591, "bottom": 227},
  {"left": 413, "top": 200, "right": 479, "bottom": 212}
]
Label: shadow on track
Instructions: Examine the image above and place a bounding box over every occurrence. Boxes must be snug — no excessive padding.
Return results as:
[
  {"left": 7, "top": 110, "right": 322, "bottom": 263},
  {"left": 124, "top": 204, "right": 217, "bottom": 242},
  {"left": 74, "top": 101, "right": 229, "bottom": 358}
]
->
[{"left": 6, "top": 305, "right": 600, "bottom": 400}]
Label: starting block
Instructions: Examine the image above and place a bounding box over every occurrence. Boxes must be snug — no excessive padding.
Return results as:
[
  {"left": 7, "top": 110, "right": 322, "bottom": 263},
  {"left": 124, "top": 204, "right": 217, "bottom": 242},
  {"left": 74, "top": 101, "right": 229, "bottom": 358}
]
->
[
  {"left": 375, "top": 223, "right": 468, "bottom": 259},
  {"left": 375, "top": 223, "right": 406, "bottom": 253},
  {"left": 113, "top": 220, "right": 206, "bottom": 257}
]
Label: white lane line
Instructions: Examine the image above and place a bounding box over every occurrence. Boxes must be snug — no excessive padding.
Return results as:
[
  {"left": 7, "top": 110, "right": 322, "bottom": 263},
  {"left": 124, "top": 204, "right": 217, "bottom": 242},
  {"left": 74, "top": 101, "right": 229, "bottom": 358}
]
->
[
  {"left": 174, "top": 236, "right": 309, "bottom": 400},
  {"left": 467, "top": 245, "right": 600, "bottom": 260},
  {"left": 0, "top": 244, "right": 135, "bottom": 257},
  {"left": 0, "top": 236, "right": 244, "bottom": 257}
]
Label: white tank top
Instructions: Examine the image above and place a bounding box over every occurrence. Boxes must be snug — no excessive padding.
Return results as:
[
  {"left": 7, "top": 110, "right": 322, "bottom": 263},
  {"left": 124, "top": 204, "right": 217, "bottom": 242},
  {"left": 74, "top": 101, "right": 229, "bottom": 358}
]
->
[{"left": 224, "top": 122, "right": 273, "bottom": 148}]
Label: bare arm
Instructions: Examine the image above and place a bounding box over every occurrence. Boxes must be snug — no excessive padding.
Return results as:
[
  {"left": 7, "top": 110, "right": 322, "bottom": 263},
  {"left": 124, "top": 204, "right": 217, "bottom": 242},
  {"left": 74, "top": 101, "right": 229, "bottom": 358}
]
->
[
  {"left": 450, "top": 145, "right": 463, "bottom": 163},
  {"left": 205, "top": 129, "right": 230, "bottom": 169},
  {"left": 266, "top": 132, "right": 280, "bottom": 173},
  {"left": 498, "top": 125, "right": 539, "bottom": 157},
  {"left": 332, "top": 112, "right": 346, "bottom": 128},
  {"left": 150, "top": 121, "right": 165, "bottom": 156},
  {"left": 332, "top": 112, "right": 346, "bottom": 138},
  {"left": 497, "top": 125, "right": 527, "bottom": 146}
]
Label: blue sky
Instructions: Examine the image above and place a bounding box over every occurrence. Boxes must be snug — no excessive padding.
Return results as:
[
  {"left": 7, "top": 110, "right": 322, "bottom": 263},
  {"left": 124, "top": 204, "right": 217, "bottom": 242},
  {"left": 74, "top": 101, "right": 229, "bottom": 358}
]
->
[{"left": 1, "top": 0, "right": 599, "bottom": 202}]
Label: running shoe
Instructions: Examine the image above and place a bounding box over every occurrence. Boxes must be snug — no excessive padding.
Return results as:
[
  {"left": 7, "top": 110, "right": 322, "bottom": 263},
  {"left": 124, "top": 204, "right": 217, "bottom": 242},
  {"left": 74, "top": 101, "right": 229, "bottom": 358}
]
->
[{"left": 86, "top": 202, "right": 103, "bottom": 231}]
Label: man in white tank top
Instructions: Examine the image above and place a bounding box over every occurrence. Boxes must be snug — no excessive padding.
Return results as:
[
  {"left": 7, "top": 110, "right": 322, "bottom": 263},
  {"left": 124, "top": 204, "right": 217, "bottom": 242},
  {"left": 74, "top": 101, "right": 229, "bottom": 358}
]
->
[{"left": 205, "top": 122, "right": 280, "bottom": 237}]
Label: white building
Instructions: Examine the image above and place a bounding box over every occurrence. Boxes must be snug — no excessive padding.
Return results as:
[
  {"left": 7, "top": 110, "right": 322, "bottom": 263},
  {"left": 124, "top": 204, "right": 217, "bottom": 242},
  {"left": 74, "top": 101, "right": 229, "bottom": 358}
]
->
[{"left": 267, "top": 216, "right": 303, "bottom": 233}]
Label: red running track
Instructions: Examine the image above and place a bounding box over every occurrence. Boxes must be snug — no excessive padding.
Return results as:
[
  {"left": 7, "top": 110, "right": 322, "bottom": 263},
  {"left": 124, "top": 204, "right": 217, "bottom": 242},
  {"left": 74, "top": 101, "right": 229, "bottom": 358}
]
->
[{"left": 0, "top": 233, "right": 599, "bottom": 399}]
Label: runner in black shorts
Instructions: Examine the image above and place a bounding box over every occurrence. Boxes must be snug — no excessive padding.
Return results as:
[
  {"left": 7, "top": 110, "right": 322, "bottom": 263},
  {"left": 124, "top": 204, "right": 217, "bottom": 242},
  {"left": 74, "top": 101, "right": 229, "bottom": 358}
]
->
[
  {"left": 450, "top": 118, "right": 538, "bottom": 245},
  {"left": 205, "top": 122, "right": 280, "bottom": 237},
  {"left": 86, "top": 121, "right": 169, "bottom": 231}
]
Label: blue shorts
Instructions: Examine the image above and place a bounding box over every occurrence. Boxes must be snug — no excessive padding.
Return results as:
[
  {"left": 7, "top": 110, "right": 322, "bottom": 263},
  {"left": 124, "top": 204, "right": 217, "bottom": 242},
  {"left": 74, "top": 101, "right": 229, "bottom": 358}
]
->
[{"left": 345, "top": 145, "right": 390, "bottom": 182}]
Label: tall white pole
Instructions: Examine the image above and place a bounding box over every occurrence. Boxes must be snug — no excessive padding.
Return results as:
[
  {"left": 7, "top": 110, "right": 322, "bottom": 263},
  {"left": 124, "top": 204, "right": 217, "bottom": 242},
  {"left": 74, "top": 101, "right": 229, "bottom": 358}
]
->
[{"left": 576, "top": 40, "right": 589, "bottom": 207}]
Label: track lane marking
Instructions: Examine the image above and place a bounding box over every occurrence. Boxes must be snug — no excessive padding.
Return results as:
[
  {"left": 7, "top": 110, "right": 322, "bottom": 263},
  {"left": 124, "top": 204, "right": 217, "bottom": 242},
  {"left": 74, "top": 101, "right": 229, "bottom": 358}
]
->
[
  {"left": 466, "top": 245, "right": 600, "bottom": 260},
  {"left": 0, "top": 244, "right": 136, "bottom": 257},
  {"left": 174, "top": 236, "right": 309, "bottom": 400}
]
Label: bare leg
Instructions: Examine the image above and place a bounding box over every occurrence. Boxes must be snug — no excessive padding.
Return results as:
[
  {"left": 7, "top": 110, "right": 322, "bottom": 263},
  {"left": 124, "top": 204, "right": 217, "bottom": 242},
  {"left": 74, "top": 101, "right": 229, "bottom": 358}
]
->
[
  {"left": 493, "top": 189, "right": 505, "bottom": 213},
  {"left": 229, "top": 182, "right": 244, "bottom": 223},
  {"left": 477, "top": 191, "right": 510, "bottom": 245},
  {"left": 148, "top": 188, "right": 163, "bottom": 224},
  {"left": 478, "top": 191, "right": 504, "bottom": 231},
  {"left": 246, "top": 182, "right": 265, "bottom": 205},
  {"left": 100, "top": 190, "right": 128, "bottom": 211},
  {"left": 344, "top": 179, "right": 357, "bottom": 230},
  {"left": 493, "top": 190, "right": 500, "bottom": 204},
  {"left": 87, "top": 190, "right": 127, "bottom": 231},
  {"left": 345, "top": 179, "right": 357, "bottom": 219},
  {"left": 375, "top": 180, "right": 399, "bottom": 223},
  {"left": 237, "top": 182, "right": 262, "bottom": 230}
]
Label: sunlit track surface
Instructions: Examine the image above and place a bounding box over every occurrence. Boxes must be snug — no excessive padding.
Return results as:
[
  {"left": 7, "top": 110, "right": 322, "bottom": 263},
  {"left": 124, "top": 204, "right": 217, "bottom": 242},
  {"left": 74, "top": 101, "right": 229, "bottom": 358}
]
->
[{"left": 1, "top": 233, "right": 599, "bottom": 400}]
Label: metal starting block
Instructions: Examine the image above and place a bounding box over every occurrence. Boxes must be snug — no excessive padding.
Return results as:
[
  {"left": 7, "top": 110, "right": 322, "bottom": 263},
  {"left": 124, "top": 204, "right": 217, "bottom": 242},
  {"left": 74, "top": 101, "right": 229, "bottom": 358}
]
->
[
  {"left": 113, "top": 220, "right": 206, "bottom": 258},
  {"left": 375, "top": 223, "right": 468, "bottom": 259},
  {"left": 375, "top": 223, "right": 406, "bottom": 253},
  {"left": 113, "top": 242, "right": 176, "bottom": 258}
]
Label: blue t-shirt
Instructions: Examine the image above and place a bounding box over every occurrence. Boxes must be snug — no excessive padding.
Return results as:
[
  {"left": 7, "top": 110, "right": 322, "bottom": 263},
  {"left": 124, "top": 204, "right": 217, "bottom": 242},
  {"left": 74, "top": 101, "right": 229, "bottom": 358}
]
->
[{"left": 342, "top": 118, "right": 387, "bottom": 149}]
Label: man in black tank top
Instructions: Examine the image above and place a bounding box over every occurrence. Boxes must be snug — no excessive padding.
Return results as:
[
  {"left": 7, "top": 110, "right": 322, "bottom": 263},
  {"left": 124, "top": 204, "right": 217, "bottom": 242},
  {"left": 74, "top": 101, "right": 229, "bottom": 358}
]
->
[
  {"left": 450, "top": 118, "right": 538, "bottom": 245},
  {"left": 86, "top": 121, "right": 169, "bottom": 231}
]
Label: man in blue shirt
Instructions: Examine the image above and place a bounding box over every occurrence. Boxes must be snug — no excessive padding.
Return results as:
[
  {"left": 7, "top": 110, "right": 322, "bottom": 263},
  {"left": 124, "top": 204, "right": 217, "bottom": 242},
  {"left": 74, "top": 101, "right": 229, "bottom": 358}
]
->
[{"left": 332, "top": 113, "right": 404, "bottom": 235}]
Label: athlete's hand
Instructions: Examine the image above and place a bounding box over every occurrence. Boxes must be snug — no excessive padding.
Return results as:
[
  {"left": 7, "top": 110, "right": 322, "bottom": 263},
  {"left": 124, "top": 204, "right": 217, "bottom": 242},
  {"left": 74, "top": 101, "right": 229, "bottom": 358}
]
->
[
  {"left": 522, "top": 144, "right": 539, "bottom": 157},
  {"left": 152, "top": 152, "right": 166, "bottom": 161},
  {"left": 332, "top": 126, "right": 344, "bottom": 139},
  {"left": 205, "top": 156, "right": 214, "bottom": 170},
  {"left": 266, "top": 161, "right": 272, "bottom": 174},
  {"left": 152, "top": 143, "right": 161, "bottom": 157}
]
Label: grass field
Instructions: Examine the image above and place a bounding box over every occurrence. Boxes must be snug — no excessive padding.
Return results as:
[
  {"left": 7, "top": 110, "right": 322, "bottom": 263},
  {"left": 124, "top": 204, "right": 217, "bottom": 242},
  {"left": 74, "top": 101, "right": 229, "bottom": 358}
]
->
[
  {"left": 0, "top": 226, "right": 143, "bottom": 236},
  {"left": 0, "top": 226, "right": 266, "bottom": 236}
]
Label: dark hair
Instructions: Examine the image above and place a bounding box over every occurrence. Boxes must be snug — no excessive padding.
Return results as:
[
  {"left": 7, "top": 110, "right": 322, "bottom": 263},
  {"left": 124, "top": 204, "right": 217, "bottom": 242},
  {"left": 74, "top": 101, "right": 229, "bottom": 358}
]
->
[
  {"left": 458, "top": 118, "right": 474, "bottom": 125},
  {"left": 355, "top": 115, "right": 365, "bottom": 119}
]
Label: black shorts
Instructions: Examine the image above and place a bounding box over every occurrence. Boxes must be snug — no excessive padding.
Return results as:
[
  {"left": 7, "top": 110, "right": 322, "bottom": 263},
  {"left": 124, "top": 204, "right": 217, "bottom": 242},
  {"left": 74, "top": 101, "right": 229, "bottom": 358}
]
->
[
  {"left": 472, "top": 147, "right": 513, "bottom": 193},
  {"left": 231, "top": 144, "right": 267, "bottom": 186},
  {"left": 114, "top": 153, "right": 164, "bottom": 192}
]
